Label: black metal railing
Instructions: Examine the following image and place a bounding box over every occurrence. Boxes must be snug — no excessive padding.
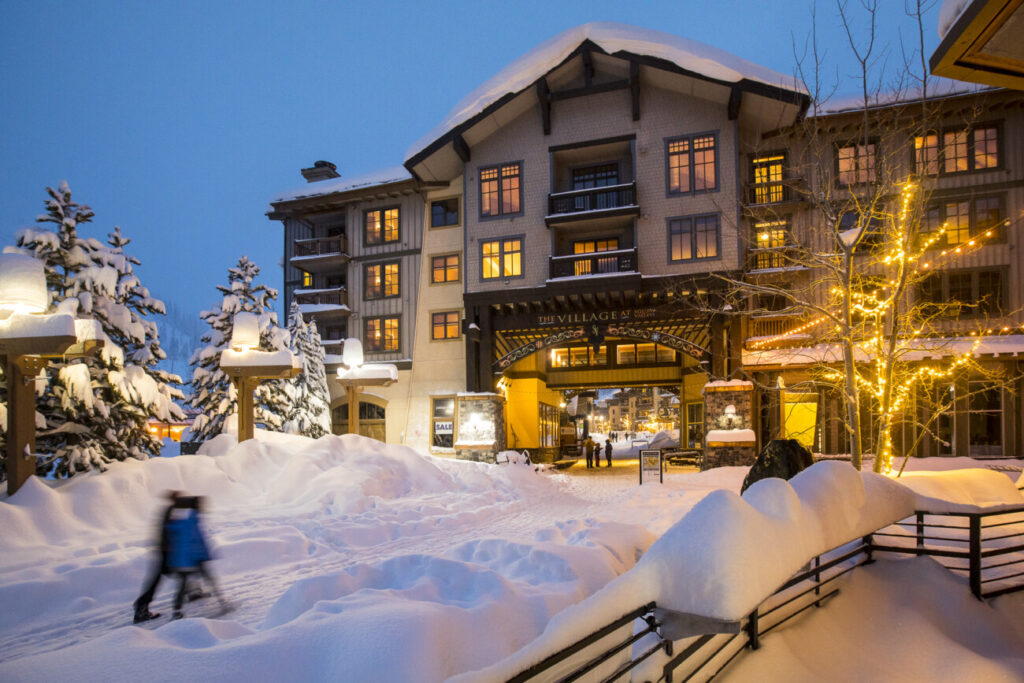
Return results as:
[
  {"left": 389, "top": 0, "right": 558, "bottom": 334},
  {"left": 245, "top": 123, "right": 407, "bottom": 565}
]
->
[
  {"left": 294, "top": 287, "right": 348, "bottom": 308},
  {"left": 549, "top": 248, "right": 637, "bottom": 279},
  {"left": 509, "top": 538, "right": 872, "bottom": 682},
  {"left": 548, "top": 182, "right": 637, "bottom": 216},
  {"left": 871, "top": 505, "right": 1024, "bottom": 599},
  {"left": 745, "top": 178, "right": 803, "bottom": 205},
  {"left": 293, "top": 235, "right": 348, "bottom": 258}
]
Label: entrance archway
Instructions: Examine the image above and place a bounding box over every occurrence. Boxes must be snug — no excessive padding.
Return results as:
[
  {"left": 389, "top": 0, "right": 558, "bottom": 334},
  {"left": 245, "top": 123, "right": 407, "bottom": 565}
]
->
[{"left": 332, "top": 396, "right": 387, "bottom": 440}]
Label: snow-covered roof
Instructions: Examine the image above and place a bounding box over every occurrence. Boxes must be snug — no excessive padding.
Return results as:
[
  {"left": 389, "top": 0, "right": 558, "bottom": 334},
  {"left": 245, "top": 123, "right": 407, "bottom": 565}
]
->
[
  {"left": 0, "top": 312, "right": 75, "bottom": 340},
  {"left": 744, "top": 334, "right": 1024, "bottom": 367},
  {"left": 405, "top": 22, "right": 807, "bottom": 164},
  {"left": 337, "top": 363, "right": 398, "bottom": 383},
  {"left": 270, "top": 165, "right": 413, "bottom": 205},
  {"left": 939, "top": 0, "right": 971, "bottom": 37},
  {"left": 220, "top": 349, "right": 300, "bottom": 369},
  {"left": 814, "top": 78, "right": 995, "bottom": 116}
]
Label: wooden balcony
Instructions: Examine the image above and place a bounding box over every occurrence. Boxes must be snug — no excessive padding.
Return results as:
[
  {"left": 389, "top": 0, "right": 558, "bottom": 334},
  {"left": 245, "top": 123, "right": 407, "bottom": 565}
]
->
[
  {"left": 290, "top": 235, "right": 349, "bottom": 274},
  {"left": 549, "top": 248, "right": 638, "bottom": 280},
  {"left": 294, "top": 287, "right": 350, "bottom": 321},
  {"left": 745, "top": 315, "right": 813, "bottom": 348},
  {"left": 743, "top": 178, "right": 807, "bottom": 213},
  {"left": 546, "top": 182, "right": 640, "bottom": 226}
]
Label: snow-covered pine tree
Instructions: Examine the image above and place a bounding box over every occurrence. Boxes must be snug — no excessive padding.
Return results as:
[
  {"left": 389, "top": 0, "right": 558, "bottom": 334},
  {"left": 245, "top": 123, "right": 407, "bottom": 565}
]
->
[
  {"left": 187, "top": 256, "right": 288, "bottom": 442},
  {"left": 4, "top": 183, "right": 184, "bottom": 477},
  {"left": 279, "top": 301, "right": 332, "bottom": 438}
]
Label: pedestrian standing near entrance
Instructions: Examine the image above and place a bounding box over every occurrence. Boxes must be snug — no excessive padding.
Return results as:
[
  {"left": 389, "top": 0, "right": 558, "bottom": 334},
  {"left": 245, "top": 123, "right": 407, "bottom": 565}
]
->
[
  {"left": 584, "top": 436, "right": 595, "bottom": 468},
  {"left": 605, "top": 439, "right": 613, "bottom": 467}
]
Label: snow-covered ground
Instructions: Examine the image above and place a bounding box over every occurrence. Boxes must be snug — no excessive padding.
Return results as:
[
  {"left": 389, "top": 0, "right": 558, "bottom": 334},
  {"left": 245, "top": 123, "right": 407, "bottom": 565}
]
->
[{"left": 0, "top": 434, "right": 1022, "bottom": 681}]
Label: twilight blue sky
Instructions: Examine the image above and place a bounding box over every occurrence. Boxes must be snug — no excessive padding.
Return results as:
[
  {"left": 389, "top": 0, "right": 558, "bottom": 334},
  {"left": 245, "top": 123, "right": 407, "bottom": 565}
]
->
[{"left": 1, "top": 1, "right": 943, "bottom": 325}]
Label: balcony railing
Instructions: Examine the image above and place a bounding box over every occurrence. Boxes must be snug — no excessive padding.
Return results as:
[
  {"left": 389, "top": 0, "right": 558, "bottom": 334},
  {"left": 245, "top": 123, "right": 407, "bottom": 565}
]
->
[
  {"left": 294, "top": 287, "right": 348, "bottom": 309},
  {"left": 744, "top": 178, "right": 804, "bottom": 206},
  {"left": 747, "top": 315, "right": 803, "bottom": 340},
  {"left": 548, "top": 182, "right": 637, "bottom": 217},
  {"left": 748, "top": 247, "right": 800, "bottom": 271},
  {"left": 549, "top": 248, "right": 638, "bottom": 279},
  {"left": 293, "top": 235, "right": 348, "bottom": 259}
]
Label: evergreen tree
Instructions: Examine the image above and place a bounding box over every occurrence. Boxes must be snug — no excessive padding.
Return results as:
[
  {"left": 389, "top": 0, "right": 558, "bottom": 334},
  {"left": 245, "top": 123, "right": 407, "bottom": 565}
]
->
[
  {"left": 279, "top": 302, "right": 332, "bottom": 437},
  {"left": 187, "top": 256, "right": 287, "bottom": 441},
  {"left": 2, "top": 183, "right": 184, "bottom": 478}
]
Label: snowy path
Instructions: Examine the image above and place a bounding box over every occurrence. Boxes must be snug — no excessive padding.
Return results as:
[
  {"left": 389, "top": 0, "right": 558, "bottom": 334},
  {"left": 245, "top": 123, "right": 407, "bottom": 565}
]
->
[{"left": 0, "top": 459, "right": 717, "bottom": 669}]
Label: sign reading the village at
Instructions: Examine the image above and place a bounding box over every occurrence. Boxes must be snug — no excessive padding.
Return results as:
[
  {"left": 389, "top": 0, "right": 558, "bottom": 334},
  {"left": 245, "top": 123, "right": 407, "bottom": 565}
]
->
[
  {"left": 536, "top": 307, "right": 659, "bottom": 327},
  {"left": 639, "top": 449, "right": 663, "bottom": 485}
]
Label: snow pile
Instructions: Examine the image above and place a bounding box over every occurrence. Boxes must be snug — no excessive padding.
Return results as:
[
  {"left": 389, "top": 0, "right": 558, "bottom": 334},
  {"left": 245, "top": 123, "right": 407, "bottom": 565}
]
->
[
  {"left": 406, "top": 22, "right": 805, "bottom": 162},
  {"left": 646, "top": 430, "right": 679, "bottom": 450},
  {"left": 706, "top": 429, "right": 756, "bottom": 443},
  {"left": 0, "top": 312, "right": 74, "bottom": 339},
  {"left": 897, "top": 469, "right": 1024, "bottom": 513},
  {"left": 336, "top": 362, "right": 398, "bottom": 382},
  {"left": 219, "top": 348, "right": 299, "bottom": 369},
  {"left": 459, "top": 462, "right": 916, "bottom": 680}
]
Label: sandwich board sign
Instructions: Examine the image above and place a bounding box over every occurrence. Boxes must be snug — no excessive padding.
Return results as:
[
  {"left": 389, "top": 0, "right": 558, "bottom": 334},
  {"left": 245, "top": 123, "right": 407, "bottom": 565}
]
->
[{"left": 640, "top": 449, "right": 663, "bottom": 485}]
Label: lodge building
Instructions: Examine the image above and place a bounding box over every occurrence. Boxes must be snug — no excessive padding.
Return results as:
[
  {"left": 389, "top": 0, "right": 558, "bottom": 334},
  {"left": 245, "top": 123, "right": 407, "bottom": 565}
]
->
[{"left": 267, "top": 23, "right": 1024, "bottom": 462}]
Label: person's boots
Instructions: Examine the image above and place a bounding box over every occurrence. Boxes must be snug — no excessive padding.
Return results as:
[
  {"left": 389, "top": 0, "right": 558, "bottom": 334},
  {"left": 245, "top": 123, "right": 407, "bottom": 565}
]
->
[{"left": 133, "top": 600, "right": 160, "bottom": 623}]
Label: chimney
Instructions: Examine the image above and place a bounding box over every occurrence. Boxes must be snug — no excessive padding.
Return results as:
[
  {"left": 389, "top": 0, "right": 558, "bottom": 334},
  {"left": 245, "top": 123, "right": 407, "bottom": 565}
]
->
[{"left": 301, "top": 160, "right": 340, "bottom": 183}]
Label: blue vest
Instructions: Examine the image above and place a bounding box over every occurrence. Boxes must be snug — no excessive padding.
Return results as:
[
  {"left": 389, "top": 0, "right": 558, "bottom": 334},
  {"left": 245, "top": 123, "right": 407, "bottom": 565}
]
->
[{"left": 166, "top": 510, "right": 211, "bottom": 570}]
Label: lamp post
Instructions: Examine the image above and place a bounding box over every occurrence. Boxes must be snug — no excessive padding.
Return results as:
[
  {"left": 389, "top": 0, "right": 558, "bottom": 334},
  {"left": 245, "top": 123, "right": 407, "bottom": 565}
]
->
[
  {"left": 335, "top": 338, "right": 396, "bottom": 437},
  {"left": 0, "top": 254, "right": 103, "bottom": 494},
  {"left": 218, "top": 312, "right": 300, "bottom": 442}
]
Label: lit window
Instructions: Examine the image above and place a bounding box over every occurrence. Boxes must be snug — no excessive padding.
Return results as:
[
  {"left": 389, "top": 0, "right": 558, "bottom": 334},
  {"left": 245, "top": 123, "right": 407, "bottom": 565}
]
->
[
  {"left": 669, "top": 215, "right": 719, "bottom": 262},
  {"left": 365, "top": 208, "right": 400, "bottom": 245},
  {"left": 836, "top": 142, "right": 876, "bottom": 184},
  {"left": 914, "top": 134, "right": 939, "bottom": 175},
  {"left": 753, "top": 221, "right": 789, "bottom": 269},
  {"left": 431, "top": 254, "right": 460, "bottom": 283},
  {"left": 481, "top": 238, "right": 522, "bottom": 279},
  {"left": 480, "top": 163, "right": 521, "bottom": 217},
  {"left": 430, "top": 198, "right": 460, "bottom": 227},
  {"left": 973, "top": 126, "right": 999, "bottom": 169},
  {"left": 921, "top": 196, "right": 1003, "bottom": 248},
  {"left": 365, "top": 316, "right": 399, "bottom": 352},
  {"left": 302, "top": 271, "right": 312, "bottom": 287},
  {"left": 431, "top": 311, "right": 460, "bottom": 340},
  {"left": 573, "top": 239, "right": 619, "bottom": 254},
  {"left": 364, "top": 261, "right": 399, "bottom": 299},
  {"left": 667, "top": 134, "right": 717, "bottom": 194},
  {"left": 944, "top": 131, "right": 969, "bottom": 173},
  {"left": 751, "top": 154, "right": 785, "bottom": 203}
]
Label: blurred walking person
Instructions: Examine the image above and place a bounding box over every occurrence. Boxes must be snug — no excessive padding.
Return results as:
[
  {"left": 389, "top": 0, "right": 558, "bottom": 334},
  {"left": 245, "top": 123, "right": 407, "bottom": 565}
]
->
[{"left": 132, "top": 490, "right": 182, "bottom": 623}]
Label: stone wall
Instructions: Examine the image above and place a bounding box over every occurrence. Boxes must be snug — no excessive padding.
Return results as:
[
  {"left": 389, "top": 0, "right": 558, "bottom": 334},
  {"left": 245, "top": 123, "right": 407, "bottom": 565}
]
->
[{"left": 703, "top": 380, "right": 756, "bottom": 470}]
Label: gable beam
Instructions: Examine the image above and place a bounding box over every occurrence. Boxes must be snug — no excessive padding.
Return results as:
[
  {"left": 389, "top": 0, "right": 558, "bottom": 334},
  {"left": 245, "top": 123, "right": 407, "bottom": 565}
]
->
[
  {"left": 727, "top": 86, "right": 743, "bottom": 121},
  {"left": 453, "top": 134, "right": 471, "bottom": 163},
  {"left": 550, "top": 79, "right": 630, "bottom": 102},
  {"left": 536, "top": 77, "right": 552, "bottom": 135},
  {"left": 582, "top": 44, "right": 594, "bottom": 87},
  {"left": 630, "top": 61, "right": 641, "bottom": 121}
]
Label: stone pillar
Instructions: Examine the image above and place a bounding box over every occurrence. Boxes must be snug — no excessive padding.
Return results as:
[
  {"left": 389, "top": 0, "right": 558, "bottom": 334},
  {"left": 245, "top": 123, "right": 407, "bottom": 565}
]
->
[{"left": 702, "top": 380, "right": 757, "bottom": 469}]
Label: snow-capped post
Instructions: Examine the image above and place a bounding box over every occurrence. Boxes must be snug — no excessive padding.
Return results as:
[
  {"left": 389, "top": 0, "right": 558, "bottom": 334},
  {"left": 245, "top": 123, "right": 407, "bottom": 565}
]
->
[
  {"left": 218, "top": 312, "right": 300, "bottom": 442},
  {"left": 335, "top": 338, "right": 396, "bottom": 438},
  {"left": 0, "top": 253, "right": 103, "bottom": 494}
]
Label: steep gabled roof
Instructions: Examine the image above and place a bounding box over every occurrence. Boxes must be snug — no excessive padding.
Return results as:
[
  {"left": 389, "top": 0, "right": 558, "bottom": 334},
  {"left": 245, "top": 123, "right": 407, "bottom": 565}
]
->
[{"left": 404, "top": 22, "right": 808, "bottom": 168}]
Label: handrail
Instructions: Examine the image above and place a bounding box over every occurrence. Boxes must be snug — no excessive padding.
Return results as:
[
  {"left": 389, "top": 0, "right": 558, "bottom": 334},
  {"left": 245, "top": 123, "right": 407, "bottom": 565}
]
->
[
  {"left": 505, "top": 503, "right": 1024, "bottom": 682},
  {"left": 548, "top": 182, "right": 637, "bottom": 216}
]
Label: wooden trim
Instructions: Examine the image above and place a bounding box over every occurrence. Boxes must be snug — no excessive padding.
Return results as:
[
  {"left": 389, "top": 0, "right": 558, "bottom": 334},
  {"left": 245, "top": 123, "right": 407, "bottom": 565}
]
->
[{"left": 549, "top": 134, "right": 636, "bottom": 154}]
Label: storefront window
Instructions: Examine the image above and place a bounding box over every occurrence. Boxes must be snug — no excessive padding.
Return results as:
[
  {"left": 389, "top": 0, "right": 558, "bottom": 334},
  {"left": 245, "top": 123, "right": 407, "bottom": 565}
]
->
[
  {"left": 431, "top": 397, "right": 455, "bottom": 449},
  {"left": 686, "top": 403, "right": 704, "bottom": 448},
  {"left": 539, "top": 403, "right": 559, "bottom": 448}
]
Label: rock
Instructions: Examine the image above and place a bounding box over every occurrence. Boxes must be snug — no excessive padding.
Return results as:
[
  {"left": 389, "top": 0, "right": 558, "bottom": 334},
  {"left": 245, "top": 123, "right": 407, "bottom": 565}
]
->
[{"left": 741, "top": 439, "right": 815, "bottom": 493}]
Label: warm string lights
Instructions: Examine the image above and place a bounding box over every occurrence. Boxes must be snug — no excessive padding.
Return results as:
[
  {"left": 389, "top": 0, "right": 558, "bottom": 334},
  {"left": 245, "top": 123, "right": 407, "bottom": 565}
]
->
[
  {"left": 751, "top": 180, "right": 1018, "bottom": 474},
  {"left": 749, "top": 313, "right": 827, "bottom": 348}
]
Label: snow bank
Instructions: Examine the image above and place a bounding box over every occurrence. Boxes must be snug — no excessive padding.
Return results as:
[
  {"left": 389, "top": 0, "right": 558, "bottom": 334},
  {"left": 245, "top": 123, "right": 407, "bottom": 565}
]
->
[
  {"left": 458, "top": 461, "right": 916, "bottom": 680},
  {"left": 897, "top": 469, "right": 1024, "bottom": 513}
]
